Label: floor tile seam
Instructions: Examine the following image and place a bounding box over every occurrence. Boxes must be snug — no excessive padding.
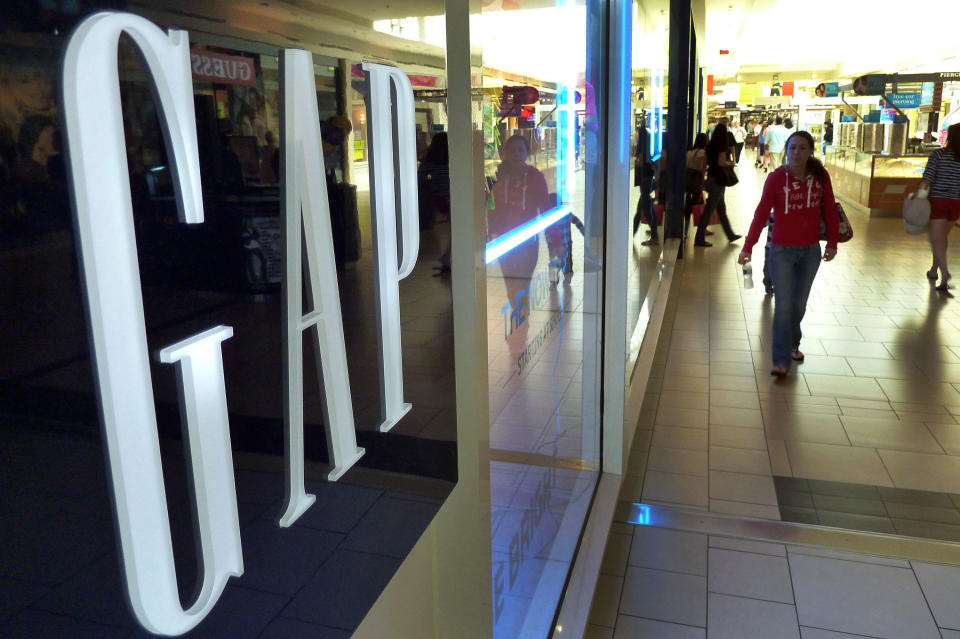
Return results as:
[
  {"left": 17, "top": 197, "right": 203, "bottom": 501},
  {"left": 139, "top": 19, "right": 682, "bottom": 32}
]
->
[
  {"left": 654, "top": 421, "right": 708, "bottom": 431},
  {"left": 706, "top": 465, "right": 777, "bottom": 479},
  {"left": 708, "top": 494, "right": 778, "bottom": 508},
  {"left": 906, "top": 554, "right": 947, "bottom": 634},
  {"left": 645, "top": 444, "right": 708, "bottom": 457},
  {"left": 706, "top": 544, "right": 787, "bottom": 560},
  {"left": 644, "top": 465, "right": 709, "bottom": 480},
  {"left": 626, "top": 562, "right": 708, "bottom": 579},
  {"left": 615, "top": 612, "right": 707, "bottom": 630},
  {"left": 705, "top": 587, "right": 796, "bottom": 608},
  {"left": 783, "top": 547, "right": 918, "bottom": 570},
  {"left": 922, "top": 423, "right": 951, "bottom": 456},
  {"left": 798, "top": 623, "right": 883, "bottom": 638},
  {"left": 872, "top": 447, "right": 900, "bottom": 489}
]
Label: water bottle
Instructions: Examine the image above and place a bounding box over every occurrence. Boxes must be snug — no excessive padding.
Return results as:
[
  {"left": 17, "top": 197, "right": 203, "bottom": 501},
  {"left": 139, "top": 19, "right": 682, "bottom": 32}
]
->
[
  {"left": 549, "top": 256, "right": 561, "bottom": 287},
  {"left": 742, "top": 261, "right": 754, "bottom": 289}
]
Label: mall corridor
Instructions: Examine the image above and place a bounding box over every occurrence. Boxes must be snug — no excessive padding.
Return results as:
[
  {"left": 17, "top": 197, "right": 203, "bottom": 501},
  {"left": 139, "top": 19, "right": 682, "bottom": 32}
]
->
[{"left": 587, "top": 153, "right": 960, "bottom": 638}]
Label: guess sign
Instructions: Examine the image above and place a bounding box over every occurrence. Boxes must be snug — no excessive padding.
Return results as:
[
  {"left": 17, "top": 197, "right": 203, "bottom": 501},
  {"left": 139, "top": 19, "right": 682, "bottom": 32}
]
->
[
  {"left": 190, "top": 47, "right": 256, "bottom": 85},
  {"left": 61, "top": 11, "right": 419, "bottom": 636}
]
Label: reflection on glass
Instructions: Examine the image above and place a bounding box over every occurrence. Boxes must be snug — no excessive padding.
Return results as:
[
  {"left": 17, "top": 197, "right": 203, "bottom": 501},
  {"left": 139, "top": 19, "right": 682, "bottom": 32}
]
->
[
  {"left": 0, "top": 3, "right": 456, "bottom": 636},
  {"left": 478, "top": 1, "right": 602, "bottom": 636},
  {"left": 626, "top": 0, "right": 669, "bottom": 373}
]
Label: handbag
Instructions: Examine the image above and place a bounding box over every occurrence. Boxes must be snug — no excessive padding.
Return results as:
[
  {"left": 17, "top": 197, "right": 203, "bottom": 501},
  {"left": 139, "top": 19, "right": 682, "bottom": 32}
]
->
[
  {"left": 720, "top": 165, "right": 739, "bottom": 187},
  {"left": 684, "top": 167, "right": 705, "bottom": 194},
  {"left": 684, "top": 149, "right": 705, "bottom": 193},
  {"left": 819, "top": 200, "right": 853, "bottom": 243},
  {"left": 902, "top": 186, "right": 931, "bottom": 234}
]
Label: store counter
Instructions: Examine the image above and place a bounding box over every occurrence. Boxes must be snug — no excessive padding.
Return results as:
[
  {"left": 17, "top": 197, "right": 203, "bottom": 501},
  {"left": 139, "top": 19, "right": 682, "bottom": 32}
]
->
[{"left": 824, "top": 146, "right": 928, "bottom": 217}]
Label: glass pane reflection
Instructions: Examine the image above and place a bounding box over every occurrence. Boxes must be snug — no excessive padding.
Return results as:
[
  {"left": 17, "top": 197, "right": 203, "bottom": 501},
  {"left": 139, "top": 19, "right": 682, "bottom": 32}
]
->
[
  {"left": 477, "top": 2, "right": 603, "bottom": 636},
  {"left": 626, "top": 0, "right": 670, "bottom": 372}
]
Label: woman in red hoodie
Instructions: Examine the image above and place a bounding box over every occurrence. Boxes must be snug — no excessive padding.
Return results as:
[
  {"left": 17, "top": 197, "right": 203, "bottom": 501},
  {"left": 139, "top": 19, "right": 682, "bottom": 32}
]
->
[{"left": 738, "top": 130, "right": 840, "bottom": 376}]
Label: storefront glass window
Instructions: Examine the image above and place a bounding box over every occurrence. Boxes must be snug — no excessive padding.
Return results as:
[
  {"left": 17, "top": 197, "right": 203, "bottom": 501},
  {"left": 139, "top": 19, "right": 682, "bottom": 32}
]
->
[
  {"left": 476, "top": 2, "right": 605, "bottom": 636},
  {"left": 626, "top": 0, "right": 670, "bottom": 371},
  {"left": 0, "top": 2, "right": 456, "bottom": 636}
]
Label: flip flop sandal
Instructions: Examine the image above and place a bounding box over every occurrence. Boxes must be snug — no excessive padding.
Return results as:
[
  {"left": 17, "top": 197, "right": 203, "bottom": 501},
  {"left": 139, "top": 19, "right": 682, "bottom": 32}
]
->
[
  {"left": 791, "top": 350, "right": 804, "bottom": 362},
  {"left": 770, "top": 366, "right": 788, "bottom": 377}
]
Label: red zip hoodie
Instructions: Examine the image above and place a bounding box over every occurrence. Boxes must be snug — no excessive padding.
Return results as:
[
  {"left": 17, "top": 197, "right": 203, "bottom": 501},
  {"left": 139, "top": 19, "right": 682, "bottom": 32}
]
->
[{"left": 743, "top": 166, "right": 840, "bottom": 254}]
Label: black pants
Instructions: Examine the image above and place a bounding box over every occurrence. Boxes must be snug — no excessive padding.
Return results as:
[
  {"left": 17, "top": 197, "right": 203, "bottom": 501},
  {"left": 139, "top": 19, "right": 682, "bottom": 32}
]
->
[
  {"left": 632, "top": 172, "right": 656, "bottom": 239},
  {"left": 683, "top": 190, "right": 702, "bottom": 241},
  {"left": 694, "top": 178, "right": 736, "bottom": 243}
]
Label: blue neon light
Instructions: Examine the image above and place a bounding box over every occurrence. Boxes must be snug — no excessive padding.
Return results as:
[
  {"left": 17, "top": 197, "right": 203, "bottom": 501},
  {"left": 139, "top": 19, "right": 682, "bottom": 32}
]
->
[
  {"left": 618, "top": 0, "right": 630, "bottom": 165},
  {"left": 556, "top": 83, "right": 576, "bottom": 204},
  {"left": 485, "top": 206, "right": 573, "bottom": 264},
  {"left": 650, "top": 68, "right": 663, "bottom": 162}
]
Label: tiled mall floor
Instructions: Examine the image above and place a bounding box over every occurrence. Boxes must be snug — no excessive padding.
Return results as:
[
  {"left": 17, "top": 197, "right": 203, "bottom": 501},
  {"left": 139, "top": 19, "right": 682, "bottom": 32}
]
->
[
  {"left": 591, "top": 149, "right": 960, "bottom": 637},
  {"left": 587, "top": 524, "right": 960, "bottom": 639}
]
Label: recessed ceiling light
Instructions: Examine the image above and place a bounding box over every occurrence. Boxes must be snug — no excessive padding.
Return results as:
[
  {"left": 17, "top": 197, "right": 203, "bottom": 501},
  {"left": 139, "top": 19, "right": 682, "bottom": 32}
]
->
[
  {"left": 737, "top": 75, "right": 742, "bottom": 81},
  {"left": 812, "top": 73, "right": 817, "bottom": 78}
]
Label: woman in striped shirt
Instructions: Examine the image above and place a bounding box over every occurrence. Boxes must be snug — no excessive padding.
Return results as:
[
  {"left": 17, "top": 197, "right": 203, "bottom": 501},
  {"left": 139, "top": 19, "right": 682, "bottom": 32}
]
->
[{"left": 922, "top": 123, "right": 960, "bottom": 291}]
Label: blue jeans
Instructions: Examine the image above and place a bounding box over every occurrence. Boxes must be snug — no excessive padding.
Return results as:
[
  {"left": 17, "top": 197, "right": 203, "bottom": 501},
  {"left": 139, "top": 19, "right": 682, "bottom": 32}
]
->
[{"left": 769, "top": 244, "right": 821, "bottom": 367}]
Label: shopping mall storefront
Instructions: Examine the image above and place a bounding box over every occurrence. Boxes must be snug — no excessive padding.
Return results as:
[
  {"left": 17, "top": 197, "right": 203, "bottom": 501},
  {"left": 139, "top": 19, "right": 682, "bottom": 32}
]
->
[{"left": 0, "top": 1, "right": 699, "bottom": 637}]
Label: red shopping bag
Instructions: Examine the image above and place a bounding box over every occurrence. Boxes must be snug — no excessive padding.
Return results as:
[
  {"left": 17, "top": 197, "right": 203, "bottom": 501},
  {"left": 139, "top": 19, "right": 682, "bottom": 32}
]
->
[
  {"left": 654, "top": 204, "right": 665, "bottom": 225},
  {"left": 691, "top": 204, "right": 719, "bottom": 226}
]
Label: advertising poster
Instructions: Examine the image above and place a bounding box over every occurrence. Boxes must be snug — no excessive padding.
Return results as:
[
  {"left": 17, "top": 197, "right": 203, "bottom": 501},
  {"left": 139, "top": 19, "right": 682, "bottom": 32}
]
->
[{"left": 242, "top": 216, "right": 283, "bottom": 285}]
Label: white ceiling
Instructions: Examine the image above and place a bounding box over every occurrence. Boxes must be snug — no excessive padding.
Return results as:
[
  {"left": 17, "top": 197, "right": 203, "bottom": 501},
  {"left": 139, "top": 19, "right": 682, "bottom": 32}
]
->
[
  {"left": 151, "top": 0, "right": 960, "bottom": 86},
  {"left": 703, "top": 0, "right": 960, "bottom": 84}
]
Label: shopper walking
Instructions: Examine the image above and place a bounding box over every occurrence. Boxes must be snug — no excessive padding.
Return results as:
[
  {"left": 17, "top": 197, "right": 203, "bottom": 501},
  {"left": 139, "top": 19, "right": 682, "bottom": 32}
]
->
[
  {"left": 922, "top": 122, "right": 960, "bottom": 291},
  {"left": 738, "top": 130, "right": 840, "bottom": 376},
  {"left": 753, "top": 120, "right": 763, "bottom": 167},
  {"left": 759, "top": 119, "right": 774, "bottom": 172},
  {"left": 417, "top": 133, "right": 451, "bottom": 273},
  {"left": 684, "top": 132, "right": 708, "bottom": 238},
  {"left": 731, "top": 120, "right": 747, "bottom": 163},
  {"left": 632, "top": 124, "right": 657, "bottom": 243},
  {"left": 693, "top": 123, "right": 741, "bottom": 247},
  {"left": 765, "top": 116, "right": 789, "bottom": 169}
]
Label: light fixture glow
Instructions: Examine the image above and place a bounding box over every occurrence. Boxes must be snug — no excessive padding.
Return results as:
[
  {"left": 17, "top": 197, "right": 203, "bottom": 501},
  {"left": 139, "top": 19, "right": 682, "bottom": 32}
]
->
[
  {"left": 628, "top": 502, "right": 652, "bottom": 525},
  {"left": 485, "top": 206, "right": 572, "bottom": 264}
]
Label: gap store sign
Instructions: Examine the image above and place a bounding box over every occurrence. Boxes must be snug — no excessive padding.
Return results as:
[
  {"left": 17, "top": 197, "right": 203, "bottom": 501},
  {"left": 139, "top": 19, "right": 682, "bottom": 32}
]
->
[{"left": 61, "top": 12, "right": 420, "bottom": 635}]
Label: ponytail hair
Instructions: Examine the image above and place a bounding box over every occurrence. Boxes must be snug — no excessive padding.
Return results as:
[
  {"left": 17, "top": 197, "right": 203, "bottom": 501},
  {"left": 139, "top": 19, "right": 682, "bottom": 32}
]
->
[{"left": 784, "top": 130, "right": 827, "bottom": 182}]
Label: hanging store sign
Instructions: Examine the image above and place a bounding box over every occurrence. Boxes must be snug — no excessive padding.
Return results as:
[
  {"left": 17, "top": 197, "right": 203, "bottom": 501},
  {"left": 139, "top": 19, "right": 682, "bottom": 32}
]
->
[
  {"left": 881, "top": 93, "right": 921, "bottom": 109},
  {"left": 61, "top": 11, "right": 419, "bottom": 636},
  {"left": 190, "top": 47, "right": 257, "bottom": 86}
]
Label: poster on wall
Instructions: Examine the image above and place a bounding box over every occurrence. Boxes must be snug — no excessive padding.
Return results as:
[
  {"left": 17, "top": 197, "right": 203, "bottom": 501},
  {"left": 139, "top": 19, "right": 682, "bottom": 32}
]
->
[
  {"left": 0, "top": 44, "right": 68, "bottom": 238},
  {"left": 242, "top": 216, "right": 283, "bottom": 286}
]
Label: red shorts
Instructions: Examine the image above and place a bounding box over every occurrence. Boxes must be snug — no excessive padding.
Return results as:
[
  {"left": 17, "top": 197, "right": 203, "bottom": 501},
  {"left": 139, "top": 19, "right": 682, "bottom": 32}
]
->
[{"left": 929, "top": 197, "right": 960, "bottom": 222}]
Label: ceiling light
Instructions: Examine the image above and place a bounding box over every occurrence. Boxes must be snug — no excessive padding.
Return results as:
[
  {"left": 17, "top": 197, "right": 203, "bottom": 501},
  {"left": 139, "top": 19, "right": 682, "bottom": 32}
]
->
[
  {"left": 737, "top": 75, "right": 742, "bottom": 81},
  {"left": 812, "top": 73, "right": 817, "bottom": 78}
]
